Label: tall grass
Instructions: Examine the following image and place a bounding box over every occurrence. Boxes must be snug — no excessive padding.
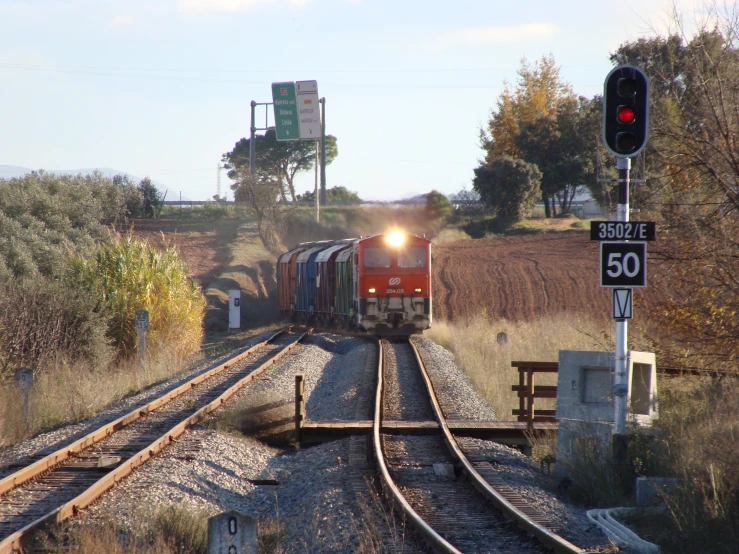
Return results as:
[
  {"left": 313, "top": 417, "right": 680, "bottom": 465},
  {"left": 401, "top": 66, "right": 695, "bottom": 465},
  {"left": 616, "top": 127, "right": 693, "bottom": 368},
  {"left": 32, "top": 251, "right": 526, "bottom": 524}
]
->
[{"left": 426, "top": 312, "right": 610, "bottom": 420}]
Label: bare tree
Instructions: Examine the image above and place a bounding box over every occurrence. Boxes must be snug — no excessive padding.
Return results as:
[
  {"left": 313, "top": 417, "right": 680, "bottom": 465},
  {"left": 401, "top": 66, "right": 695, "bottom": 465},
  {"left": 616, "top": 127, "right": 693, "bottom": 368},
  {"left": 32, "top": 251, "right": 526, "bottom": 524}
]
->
[{"left": 233, "top": 171, "right": 291, "bottom": 255}]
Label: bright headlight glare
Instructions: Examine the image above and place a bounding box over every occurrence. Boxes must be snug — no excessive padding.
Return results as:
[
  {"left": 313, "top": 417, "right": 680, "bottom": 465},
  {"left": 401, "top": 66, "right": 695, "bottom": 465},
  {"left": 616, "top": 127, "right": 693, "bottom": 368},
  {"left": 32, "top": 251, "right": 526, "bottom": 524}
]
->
[
  {"left": 368, "top": 287, "right": 376, "bottom": 294},
  {"left": 414, "top": 288, "right": 422, "bottom": 293},
  {"left": 386, "top": 230, "right": 405, "bottom": 247}
]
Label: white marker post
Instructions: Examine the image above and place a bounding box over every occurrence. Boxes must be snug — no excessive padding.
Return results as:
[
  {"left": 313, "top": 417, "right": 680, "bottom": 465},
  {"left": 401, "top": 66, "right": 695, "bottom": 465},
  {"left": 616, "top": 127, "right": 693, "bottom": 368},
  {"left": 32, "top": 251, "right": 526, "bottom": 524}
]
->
[
  {"left": 229, "top": 290, "right": 241, "bottom": 331},
  {"left": 135, "top": 310, "right": 150, "bottom": 369}
]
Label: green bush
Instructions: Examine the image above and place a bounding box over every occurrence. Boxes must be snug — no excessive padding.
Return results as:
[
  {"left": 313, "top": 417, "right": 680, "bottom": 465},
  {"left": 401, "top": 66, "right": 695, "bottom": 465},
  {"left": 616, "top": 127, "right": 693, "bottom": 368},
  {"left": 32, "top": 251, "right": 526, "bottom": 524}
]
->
[
  {"left": 0, "top": 172, "right": 131, "bottom": 281},
  {"left": 69, "top": 233, "right": 206, "bottom": 360}
]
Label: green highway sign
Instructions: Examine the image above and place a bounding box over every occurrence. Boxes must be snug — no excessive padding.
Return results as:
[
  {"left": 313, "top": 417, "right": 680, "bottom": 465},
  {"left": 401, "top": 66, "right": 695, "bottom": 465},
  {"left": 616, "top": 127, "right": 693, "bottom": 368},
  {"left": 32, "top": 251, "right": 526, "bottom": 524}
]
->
[{"left": 271, "top": 82, "right": 299, "bottom": 141}]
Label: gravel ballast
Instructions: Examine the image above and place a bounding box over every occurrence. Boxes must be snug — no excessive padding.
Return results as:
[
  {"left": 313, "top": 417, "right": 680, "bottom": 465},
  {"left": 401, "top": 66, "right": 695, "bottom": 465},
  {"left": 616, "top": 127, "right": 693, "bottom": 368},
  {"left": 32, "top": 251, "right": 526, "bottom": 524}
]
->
[{"left": 4, "top": 331, "right": 616, "bottom": 552}]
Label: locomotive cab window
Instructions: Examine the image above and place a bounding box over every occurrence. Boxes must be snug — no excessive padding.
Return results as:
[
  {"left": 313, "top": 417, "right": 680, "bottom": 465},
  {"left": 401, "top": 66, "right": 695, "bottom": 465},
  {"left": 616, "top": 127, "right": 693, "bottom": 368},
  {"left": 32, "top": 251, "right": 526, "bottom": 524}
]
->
[
  {"left": 364, "top": 247, "right": 391, "bottom": 268},
  {"left": 398, "top": 246, "right": 427, "bottom": 268}
]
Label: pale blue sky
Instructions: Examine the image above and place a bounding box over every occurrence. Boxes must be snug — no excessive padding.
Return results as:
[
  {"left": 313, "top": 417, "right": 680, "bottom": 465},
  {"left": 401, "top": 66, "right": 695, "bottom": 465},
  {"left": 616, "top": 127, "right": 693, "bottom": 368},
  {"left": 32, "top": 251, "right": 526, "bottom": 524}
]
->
[{"left": 0, "top": 0, "right": 702, "bottom": 201}]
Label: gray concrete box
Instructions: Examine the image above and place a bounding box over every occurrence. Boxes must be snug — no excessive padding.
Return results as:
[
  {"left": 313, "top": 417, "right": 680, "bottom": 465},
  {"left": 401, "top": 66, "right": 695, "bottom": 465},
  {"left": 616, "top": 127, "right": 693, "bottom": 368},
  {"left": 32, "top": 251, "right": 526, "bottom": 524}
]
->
[
  {"left": 556, "top": 351, "right": 613, "bottom": 421},
  {"left": 555, "top": 350, "right": 659, "bottom": 424},
  {"left": 555, "top": 350, "right": 659, "bottom": 467}
]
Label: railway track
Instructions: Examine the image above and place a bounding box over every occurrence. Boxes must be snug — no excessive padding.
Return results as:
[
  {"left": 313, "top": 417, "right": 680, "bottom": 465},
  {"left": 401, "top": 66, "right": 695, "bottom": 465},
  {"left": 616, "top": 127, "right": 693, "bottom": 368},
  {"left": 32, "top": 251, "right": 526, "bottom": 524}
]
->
[
  {"left": 373, "top": 338, "right": 585, "bottom": 554},
  {"left": 0, "top": 327, "right": 309, "bottom": 554}
]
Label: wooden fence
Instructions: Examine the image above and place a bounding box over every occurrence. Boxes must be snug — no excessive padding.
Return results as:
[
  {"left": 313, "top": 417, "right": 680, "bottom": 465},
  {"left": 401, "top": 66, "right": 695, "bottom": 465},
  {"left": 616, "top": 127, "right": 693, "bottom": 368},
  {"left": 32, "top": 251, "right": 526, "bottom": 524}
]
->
[{"left": 511, "top": 361, "right": 559, "bottom": 430}]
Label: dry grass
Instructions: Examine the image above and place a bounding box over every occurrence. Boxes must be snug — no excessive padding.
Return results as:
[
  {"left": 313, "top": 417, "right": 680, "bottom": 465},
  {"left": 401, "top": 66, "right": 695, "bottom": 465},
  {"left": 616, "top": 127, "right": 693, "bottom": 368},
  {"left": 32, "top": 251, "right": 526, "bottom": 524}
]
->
[
  {"left": 34, "top": 505, "right": 209, "bottom": 554},
  {"left": 0, "top": 349, "right": 199, "bottom": 447},
  {"left": 426, "top": 312, "right": 611, "bottom": 420},
  {"left": 431, "top": 228, "right": 472, "bottom": 245}
]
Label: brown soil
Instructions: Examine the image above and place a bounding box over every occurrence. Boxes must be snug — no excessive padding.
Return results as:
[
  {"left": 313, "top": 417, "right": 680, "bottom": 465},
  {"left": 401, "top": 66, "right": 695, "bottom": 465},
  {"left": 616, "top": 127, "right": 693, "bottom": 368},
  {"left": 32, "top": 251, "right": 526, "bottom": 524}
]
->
[
  {"left": 433, "top": 231, "right": 613, "bottom": 322},
  {"left": 116, "top": 218, "right": 237, "bottom": 291}
]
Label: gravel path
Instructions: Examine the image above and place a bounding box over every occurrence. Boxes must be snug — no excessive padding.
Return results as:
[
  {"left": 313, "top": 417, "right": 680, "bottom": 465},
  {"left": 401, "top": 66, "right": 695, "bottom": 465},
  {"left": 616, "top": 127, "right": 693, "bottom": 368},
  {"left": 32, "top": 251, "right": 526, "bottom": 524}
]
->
[{"left": 3, "top": 331, "right": 615, "bottom": 553}]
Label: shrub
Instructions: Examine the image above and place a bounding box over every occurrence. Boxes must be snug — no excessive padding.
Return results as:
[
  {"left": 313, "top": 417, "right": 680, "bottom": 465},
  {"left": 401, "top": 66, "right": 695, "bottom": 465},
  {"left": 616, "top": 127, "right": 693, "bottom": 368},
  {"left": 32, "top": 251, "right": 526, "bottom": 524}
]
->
[
  {"left": 0, "top": 278, "right": 113, "bottom": 372},
  {"left": 69, "top": 233, "right": 206, "bottom": 360}
]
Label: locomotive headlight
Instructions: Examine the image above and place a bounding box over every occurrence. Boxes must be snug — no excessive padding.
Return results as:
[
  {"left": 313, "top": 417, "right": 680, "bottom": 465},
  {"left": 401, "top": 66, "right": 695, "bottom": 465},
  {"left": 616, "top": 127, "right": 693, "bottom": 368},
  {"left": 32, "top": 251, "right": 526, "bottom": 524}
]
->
[
  {"left": 368, "top": 287, "right": 376, "bottom": 294},
  {"left": 414, "top": 288, "right": 422, "bottom": 293},
  {"left": 386, "top": 230, "right": 405, "bottom": 247}
]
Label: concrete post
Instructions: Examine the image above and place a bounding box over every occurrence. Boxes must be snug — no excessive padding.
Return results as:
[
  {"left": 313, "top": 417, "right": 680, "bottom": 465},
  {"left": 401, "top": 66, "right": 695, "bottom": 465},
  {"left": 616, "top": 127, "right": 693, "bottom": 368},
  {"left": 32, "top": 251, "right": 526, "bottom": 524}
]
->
[
  {"left": 15, "top": 367, "right": 33, "bottom": 425},
  {"left": 208, "top": 511, "right": 256, "bottom": 554}
]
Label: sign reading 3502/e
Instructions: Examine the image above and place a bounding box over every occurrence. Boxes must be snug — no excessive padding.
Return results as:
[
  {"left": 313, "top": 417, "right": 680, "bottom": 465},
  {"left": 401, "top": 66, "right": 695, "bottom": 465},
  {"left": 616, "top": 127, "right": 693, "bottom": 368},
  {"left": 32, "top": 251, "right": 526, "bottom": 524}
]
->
[
  {"left": 590, "top": 221, "right": 655, "bottom": 241},
  {"left": 600, "top": 241, "right": 647, "bottom": 288}
]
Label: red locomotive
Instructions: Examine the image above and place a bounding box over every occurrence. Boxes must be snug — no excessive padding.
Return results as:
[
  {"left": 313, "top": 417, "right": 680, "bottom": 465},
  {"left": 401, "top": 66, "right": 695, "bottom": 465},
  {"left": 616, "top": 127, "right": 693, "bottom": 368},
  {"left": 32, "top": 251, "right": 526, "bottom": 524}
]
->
[{"left": 277, "top": 231, "right": 432, "bottom": 335}]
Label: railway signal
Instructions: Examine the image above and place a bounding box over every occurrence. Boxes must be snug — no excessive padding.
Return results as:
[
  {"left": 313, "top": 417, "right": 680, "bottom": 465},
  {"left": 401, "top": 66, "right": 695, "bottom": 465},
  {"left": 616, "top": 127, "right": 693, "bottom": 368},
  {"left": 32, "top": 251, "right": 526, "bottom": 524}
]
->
[
  {"left": 603, "top": 65, "right": 649, "bottom": 157},
  {"left": 601, "top": 65, "right": 652, "bottom": 477}
]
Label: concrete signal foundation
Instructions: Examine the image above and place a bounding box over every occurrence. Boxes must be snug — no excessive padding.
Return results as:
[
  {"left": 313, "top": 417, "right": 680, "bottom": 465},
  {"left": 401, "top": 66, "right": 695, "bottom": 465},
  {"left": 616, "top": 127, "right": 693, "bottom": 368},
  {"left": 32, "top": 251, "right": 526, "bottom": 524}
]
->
[{"left": 555, "top": 350, "right": 659, "bottom": 469}]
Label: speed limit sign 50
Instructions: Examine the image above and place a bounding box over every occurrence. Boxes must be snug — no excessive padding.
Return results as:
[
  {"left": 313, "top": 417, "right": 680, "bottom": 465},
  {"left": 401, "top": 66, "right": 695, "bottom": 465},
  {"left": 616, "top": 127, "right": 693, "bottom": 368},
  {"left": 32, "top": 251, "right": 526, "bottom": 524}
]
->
[{"left": 600, "top": 241, "right": 647, "bottom": 288}]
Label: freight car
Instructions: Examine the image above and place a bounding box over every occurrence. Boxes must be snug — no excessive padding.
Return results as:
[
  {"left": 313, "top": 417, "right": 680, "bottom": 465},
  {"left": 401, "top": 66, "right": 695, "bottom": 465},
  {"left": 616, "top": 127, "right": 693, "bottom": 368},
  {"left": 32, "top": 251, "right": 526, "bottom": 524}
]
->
[{"left": 277, "top": 231, "right": 432, "bottom": 335}]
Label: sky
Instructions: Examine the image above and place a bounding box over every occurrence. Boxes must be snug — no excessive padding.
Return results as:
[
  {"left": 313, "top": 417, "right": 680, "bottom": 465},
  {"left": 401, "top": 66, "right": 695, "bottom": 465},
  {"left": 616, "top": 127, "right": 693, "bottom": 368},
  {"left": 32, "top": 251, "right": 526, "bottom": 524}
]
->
[{"left": 0, "top": 0, "right": 707, "bottom": 201}]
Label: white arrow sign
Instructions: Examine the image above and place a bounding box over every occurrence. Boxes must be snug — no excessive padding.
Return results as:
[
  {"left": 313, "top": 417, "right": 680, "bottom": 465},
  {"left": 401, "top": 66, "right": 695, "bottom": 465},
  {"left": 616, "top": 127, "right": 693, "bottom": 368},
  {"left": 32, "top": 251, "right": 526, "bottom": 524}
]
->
[
  {"left": 296, "top": 80, "right": 321, "bottom": 140},
  {"left": 612, "top": 288, "right": 633, "bottom": 319}
]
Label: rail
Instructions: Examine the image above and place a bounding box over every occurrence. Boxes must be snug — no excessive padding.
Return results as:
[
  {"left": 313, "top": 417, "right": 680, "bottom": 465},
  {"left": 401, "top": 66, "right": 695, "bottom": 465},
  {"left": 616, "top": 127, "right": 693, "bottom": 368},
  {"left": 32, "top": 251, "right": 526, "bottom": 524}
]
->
[
  {"left": 372, "top": 342, "right": 583, "bottom": 554},
  {"left": 417, "top": 346, "right": 583, "bottom": 554},
  {"left": 0, "top": 327, "right": 308, "bottom": 554},
  {"left": 371, "top": 340, "right": 461, "bottom": 553}
]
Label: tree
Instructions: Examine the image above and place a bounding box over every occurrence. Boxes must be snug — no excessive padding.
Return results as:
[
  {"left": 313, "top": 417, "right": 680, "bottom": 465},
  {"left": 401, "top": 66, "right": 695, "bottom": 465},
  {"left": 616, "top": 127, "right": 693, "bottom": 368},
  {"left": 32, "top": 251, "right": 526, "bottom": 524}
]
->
[
  {"left": 481, "top": 55, "right": 574, "bottom": 163},
  {"left": 424, "top": 190, "right": 452, "bottom": 222},
  {"left": 232, "top": 169, "right": 289, "bottom": 255},
  {"left": 480, "top": 55, "right": 598, "bottom": 216},
  {"left": 610, "top": 7, "right": 739, "bottom": 369},
  {"left": 472, "top": 157, "right": 542, "bottom": 227},
  {"left": 137, "top": 177, "right": 165, "bottom": 218},
  {"left": 222, "top": 130, "right": 338, "bottom": 202},
  {"left": 515, "top": 95, "right": 601, "bottom": 214},
  {"left": 298, "top": 186, "right": 361, "bottom": 204},
  {"left": 112, "top": 174, "right": 144, "bottom": 219}
]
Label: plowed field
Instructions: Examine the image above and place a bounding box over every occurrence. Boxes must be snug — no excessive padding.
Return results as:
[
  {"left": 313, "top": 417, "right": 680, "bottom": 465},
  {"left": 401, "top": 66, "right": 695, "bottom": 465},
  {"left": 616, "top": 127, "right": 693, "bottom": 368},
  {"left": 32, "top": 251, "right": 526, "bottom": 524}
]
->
[{"left": 433, "top": 231, "right": 612, "bottom": 322}]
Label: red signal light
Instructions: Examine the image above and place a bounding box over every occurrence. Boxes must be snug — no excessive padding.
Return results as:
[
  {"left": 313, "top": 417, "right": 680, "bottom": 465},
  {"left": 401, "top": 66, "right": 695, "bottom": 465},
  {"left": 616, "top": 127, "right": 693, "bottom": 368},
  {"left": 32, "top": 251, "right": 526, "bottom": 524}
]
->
[{"left": 617, "top": 106, "right": 636, "bottom": 124}]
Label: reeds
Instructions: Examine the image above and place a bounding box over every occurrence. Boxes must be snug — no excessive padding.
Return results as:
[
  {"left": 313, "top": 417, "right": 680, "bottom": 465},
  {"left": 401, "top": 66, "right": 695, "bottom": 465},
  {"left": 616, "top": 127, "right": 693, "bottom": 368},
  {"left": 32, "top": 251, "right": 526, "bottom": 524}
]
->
[{"left": 69, "top": 233, "right": 206, "bottom": 360}]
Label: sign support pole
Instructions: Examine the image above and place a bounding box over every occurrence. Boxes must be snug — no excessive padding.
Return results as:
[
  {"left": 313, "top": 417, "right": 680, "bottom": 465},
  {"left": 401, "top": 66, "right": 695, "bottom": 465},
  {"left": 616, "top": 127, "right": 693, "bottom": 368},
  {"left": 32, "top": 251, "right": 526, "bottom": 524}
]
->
[
  {"left": 314, "top": 140, "right": 320, "bottom": 222},
  {"left": 320, "top": 97, "right": 326, "bottom": 205},
  {"left": 614, "top": 156, "right": 630, "bottom": 435},
  {"left": 249, "top": 101, "right": 257, "bottom": 177},
  {"left": 613, "top": 156, "right": 631, "bottom": 480}
]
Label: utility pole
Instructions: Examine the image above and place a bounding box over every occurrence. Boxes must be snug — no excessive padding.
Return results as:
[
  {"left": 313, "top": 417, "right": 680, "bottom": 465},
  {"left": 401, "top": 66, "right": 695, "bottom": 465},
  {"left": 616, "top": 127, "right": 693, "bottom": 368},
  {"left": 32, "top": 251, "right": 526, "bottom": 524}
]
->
[{"left": 216, "top": 163, "right": 221, "bottom": 200}]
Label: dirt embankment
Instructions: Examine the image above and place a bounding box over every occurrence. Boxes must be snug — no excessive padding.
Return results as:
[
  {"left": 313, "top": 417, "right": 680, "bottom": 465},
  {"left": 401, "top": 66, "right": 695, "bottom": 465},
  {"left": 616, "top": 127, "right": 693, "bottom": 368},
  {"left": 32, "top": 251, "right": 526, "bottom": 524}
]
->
[{"left": 123, "top": 218, "right": 279, "bottom": 331}]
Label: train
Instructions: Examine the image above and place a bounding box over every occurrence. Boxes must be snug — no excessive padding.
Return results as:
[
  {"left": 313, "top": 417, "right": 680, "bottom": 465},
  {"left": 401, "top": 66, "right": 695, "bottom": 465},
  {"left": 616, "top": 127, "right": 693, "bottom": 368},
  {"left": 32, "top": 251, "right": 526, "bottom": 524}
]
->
[{"left": 277, "top": 230, "right": 432, "bottom": 335}]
